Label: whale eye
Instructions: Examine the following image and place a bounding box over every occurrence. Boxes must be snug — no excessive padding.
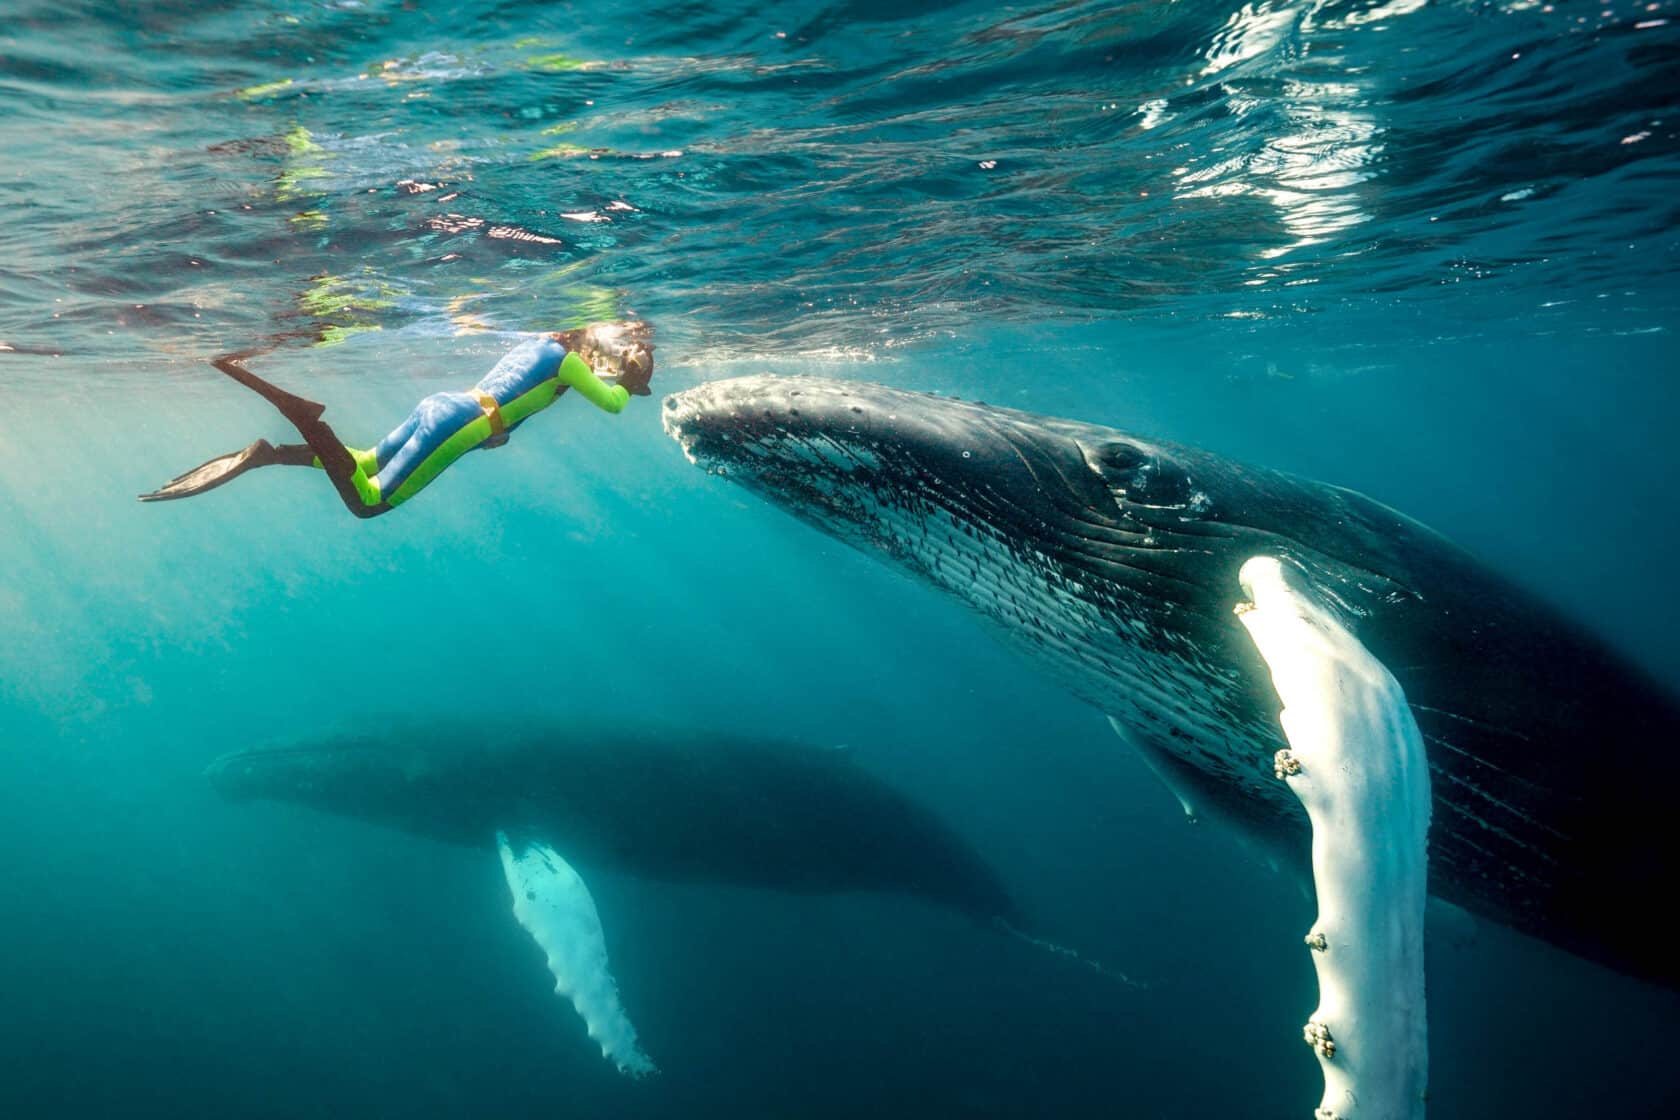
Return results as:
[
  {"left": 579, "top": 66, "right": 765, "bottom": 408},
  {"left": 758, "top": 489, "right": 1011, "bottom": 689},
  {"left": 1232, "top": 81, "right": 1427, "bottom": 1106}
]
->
[
  {"left": 1089, "top": 442, "right": 1196, "bottom": 510},
  {"left": 1090, "top": 441, "right": 1146, "bottom": 475}
]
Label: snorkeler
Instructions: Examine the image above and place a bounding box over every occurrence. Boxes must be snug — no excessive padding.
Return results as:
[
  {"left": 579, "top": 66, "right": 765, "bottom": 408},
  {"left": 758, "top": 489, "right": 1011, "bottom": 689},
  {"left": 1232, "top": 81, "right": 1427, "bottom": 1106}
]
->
[{"left": 138, "top": 322, "right": 654, "bottom": 518}]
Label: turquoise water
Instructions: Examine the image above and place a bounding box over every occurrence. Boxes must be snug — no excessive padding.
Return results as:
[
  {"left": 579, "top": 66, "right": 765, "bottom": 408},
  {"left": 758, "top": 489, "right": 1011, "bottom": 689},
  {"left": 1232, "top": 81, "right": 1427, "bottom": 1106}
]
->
[{"left": 3, "top": 2, "right": 1679, "bottom": 1117}]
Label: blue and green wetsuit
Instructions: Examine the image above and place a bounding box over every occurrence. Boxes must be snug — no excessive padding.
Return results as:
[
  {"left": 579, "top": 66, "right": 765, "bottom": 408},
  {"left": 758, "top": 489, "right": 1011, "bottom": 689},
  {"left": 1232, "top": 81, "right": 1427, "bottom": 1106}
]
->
[
  {"left": 137, "top": 331, "right": 648, "bottom": 516},
  {"left": 341, "top": 335, "right": 630, "bottom": 510}
]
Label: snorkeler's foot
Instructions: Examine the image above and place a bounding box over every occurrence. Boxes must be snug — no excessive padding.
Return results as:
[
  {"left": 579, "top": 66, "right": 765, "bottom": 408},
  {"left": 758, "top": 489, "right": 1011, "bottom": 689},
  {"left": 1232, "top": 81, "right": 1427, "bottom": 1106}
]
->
[{"left": 138, "top": 439, "right": 285, "bottom": 501}]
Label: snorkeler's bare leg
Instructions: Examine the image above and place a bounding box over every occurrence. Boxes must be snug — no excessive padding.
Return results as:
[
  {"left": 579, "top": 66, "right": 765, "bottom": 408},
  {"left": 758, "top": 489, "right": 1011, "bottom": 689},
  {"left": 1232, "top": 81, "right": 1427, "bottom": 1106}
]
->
[{"left": 208, "top": 353, "right": 385, "bottom": 517}]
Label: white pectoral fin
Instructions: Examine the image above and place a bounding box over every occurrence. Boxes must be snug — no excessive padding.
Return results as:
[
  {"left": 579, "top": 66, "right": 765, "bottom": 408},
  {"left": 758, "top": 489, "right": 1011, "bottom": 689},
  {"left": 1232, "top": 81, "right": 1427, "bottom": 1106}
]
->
[
  {"left": 497, "top": 831, "right": 656, "bottom": 1077},
  {"left": 1235, "top": 556, "right": 1430, "bottom": 1120}
]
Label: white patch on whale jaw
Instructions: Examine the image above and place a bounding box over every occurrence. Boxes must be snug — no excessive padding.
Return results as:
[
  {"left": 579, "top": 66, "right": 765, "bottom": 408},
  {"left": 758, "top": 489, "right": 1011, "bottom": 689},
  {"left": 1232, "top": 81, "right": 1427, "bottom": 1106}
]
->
[{"left": 1237, "top": 557, "right": 1431, "bottom": 1120}]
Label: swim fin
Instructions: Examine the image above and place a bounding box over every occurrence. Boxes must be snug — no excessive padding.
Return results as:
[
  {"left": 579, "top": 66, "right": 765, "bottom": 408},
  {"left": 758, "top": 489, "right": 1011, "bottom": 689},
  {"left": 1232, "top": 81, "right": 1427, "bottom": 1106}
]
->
[
  {"left": 210, "top": 354, "right": 328, "bottom": 428},
  {"left": 209, "top": 354, "right": 373, "bottom": 514},
  {"left": 138, "top": 439, "right": 313, "bottom": 501}
]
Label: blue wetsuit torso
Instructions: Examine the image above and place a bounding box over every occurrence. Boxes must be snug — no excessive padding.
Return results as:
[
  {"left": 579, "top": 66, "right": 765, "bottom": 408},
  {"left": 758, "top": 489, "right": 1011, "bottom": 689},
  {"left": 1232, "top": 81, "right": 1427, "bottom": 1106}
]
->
[{"left": 349, "top": 335, "right": 629, "bottom": 507}]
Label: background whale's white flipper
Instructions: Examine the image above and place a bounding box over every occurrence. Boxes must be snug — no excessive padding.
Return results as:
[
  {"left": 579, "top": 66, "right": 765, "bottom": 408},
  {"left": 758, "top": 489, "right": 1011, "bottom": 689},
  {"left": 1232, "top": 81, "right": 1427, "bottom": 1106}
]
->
[
  {"left": 497, "top": 831, "right": 656, "bottom": 1077},
  {"left": 1236, "top": 557, "right": 1430, "bottom": 1120}
]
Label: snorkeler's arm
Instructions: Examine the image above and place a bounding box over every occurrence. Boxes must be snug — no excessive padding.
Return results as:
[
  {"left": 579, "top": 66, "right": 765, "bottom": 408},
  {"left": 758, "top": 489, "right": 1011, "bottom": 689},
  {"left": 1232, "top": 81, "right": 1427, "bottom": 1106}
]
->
[{"left": 556, "top": 350, "right": 632, "bottom": 414}]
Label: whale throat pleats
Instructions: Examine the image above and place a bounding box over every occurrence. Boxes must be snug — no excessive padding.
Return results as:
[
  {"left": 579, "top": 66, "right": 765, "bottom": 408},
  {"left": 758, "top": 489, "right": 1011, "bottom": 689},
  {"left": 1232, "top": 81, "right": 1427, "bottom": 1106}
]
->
[{"left": 497, "top": 831, "right": 656, "bottom": 1077}]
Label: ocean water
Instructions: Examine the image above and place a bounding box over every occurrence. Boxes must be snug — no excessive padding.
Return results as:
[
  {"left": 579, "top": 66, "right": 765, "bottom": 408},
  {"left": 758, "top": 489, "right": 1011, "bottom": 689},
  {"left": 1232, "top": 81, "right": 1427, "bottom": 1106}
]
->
[{"left": 2, "top": 1, "right": 1678, "bottom": 1117}]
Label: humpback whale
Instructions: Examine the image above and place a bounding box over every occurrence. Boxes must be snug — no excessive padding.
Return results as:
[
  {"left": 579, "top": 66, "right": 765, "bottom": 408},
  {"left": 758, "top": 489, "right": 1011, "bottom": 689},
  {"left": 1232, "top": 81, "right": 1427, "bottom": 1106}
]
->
[
  {"left": 662, "top": 375, "right": 1680, "bottom": 991},
  {"left": 207, "top": 725, "right": 1041, "bottom": 1074}
]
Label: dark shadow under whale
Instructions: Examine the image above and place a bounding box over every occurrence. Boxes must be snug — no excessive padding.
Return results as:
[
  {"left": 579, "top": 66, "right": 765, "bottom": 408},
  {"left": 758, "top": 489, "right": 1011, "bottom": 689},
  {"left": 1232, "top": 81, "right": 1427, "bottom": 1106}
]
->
[{"left": 662, "top": 374, "right": 1680, "bottom": 990}]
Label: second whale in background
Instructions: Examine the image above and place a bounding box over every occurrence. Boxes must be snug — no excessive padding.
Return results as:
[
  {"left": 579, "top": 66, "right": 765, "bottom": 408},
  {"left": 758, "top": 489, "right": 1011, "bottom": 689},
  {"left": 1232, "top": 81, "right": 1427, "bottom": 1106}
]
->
[{"left": 208, "top": 725, "right": 1079, "bottom": 1075}]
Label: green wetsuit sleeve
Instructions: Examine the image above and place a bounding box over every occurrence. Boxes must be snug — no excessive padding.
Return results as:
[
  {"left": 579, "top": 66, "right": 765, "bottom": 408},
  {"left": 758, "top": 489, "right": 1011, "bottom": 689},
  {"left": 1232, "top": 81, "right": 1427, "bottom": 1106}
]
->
[{"left": 557, "top": 350, "right": 631, "bottom": 414}]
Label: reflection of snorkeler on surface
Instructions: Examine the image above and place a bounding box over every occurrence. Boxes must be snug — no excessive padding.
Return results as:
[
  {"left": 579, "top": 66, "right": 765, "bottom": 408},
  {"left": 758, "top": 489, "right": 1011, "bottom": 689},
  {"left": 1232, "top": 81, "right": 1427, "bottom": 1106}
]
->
[{"left": 139, "top": 322, "right": 654, "bottom": 518}]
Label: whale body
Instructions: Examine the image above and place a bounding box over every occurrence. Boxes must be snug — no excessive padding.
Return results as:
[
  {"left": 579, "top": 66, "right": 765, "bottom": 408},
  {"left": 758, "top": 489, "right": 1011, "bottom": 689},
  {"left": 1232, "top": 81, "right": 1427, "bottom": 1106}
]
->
[
  {"left": 209, "top": 725, "right": 1029, "bottom": 1072},
  {"left": 209, "top": 725, "right": 1021, "bottom": 923},
  {"left": 662, "top": 375, "right": 1680, "bottom": 989}
]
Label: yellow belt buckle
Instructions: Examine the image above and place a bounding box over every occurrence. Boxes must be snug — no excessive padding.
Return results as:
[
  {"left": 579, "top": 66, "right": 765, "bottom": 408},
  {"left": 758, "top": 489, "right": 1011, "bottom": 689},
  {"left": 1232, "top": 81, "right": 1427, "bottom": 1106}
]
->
[{"left": 475, "top": 391, "right": 507, "bottom": 438}]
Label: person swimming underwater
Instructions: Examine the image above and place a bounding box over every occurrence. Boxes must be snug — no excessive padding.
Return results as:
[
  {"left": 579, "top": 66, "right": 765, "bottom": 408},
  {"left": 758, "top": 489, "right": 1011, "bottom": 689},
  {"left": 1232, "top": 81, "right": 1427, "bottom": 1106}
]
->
[{"left": 138, "top": 322, "right": 654, "bottom": 518}]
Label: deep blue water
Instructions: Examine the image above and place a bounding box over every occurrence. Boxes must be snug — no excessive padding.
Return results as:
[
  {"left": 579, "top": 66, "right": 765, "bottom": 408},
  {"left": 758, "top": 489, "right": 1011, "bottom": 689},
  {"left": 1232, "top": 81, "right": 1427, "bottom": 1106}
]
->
[{"left": 3, "top": 2, "right": 1679, "bottom": 1117}]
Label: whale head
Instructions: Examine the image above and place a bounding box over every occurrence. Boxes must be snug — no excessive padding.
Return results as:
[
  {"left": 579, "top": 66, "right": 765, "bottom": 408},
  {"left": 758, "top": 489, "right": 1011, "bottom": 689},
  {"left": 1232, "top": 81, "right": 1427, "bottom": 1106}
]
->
[
  {"left": 206, "top": 734, "right": 493, "bottom": 845},
  {"left": 663, "top": 374, "right": 1139, "bottom": 552},
  {"left": 662, "top": 375, "right": 1301, "bottom": 756},
  {"left": 209, "top": 736, "right": 422, "bottom": 799}
]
